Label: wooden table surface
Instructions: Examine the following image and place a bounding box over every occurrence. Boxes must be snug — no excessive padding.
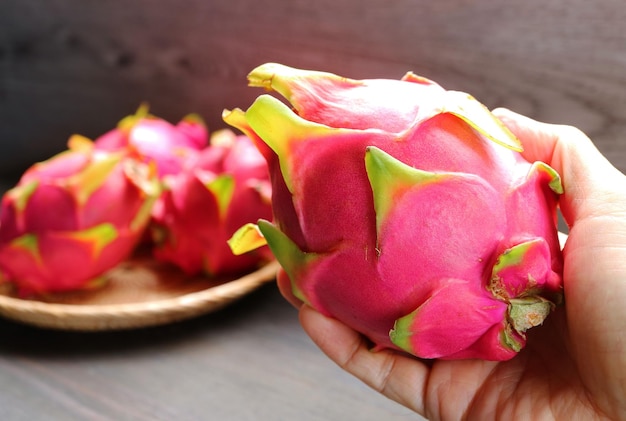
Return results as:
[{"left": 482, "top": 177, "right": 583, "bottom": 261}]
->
[
  {"left": 0, "top": 284, "right": 418, "bottom": 421},
  {"left": 1, "top": 1, "right": 625, "bottom": 420}
]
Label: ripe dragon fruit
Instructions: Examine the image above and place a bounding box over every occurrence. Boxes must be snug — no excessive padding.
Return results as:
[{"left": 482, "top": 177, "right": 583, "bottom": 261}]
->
[
  {"left": 150, "top": 129, "right": 273, "bottom": 276},
  {"left": 94, "top": 104, "right": 208, "bottom": 178},
  {"left": 0, "top": 136, "right": 159, "bottom": 295},
  {"left": 225, "top": 63, "right": 563, "bottom": 361}
]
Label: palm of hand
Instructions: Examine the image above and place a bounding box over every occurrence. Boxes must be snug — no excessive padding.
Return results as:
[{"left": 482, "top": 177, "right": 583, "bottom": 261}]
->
[
  {"left": 425, "top": 213, "right": 626, "bottom": 420},
  {"left": 292, "top": 262, "right": 623, "bottom": 420},
  {"left": 284, "top": 209, "right": 626, "bottom": 420},
  {"left": 420, "top": 312, "right": 606, "bottom": 420}
]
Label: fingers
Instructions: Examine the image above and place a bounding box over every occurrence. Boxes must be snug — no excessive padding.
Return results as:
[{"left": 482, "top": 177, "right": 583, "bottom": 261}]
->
[
  {"left": 299, "top": 305, "right": 429, "bottom": 415},
  {"left": 492, "top": 107, "right": 560, "bottom": 166},
  {"left": 492, "top": 107, "right": 626, "bottom": 226},
  {"left": 494, "top": 110, "right": 626, "bottom": 414}
]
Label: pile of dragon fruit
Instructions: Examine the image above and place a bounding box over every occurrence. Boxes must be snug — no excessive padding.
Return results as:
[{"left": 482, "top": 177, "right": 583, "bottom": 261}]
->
[
  {"left": 0, "top": 63, "right": 565, "bottom": 361},
  {"left": 0, "top": 105, "right": 273, "bottom": 296}
]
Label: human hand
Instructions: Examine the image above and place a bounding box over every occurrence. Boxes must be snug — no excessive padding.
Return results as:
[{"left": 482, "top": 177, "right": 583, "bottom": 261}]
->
[{"left": 277, "top": 108, "right": 626, "bottom": 420}]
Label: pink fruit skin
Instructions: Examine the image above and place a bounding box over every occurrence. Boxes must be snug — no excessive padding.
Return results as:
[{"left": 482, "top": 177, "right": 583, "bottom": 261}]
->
[
  {"left": 94, "top": 110, "right": 208, "bottom": 178},
  {"left": 151, "top": 130, "right": 273, "bottom": 276},
  {"left": 225, "top": 64, "right": 564, "bottom": 361},
  {"left": 0, "top": 142, "right": 158, "bottom": 295}
]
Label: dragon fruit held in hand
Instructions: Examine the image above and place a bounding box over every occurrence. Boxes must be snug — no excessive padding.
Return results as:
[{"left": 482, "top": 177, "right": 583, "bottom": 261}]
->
[
  {"left": 151, "top": 129, "right": 273, "bottom": 276},
  {"left": 94, "top": 104, "right": 208, "bottom": 178},
  {"left": 0, "top": 137, "right": 160, "bottom": 295},
  {"left": 225, "top": 63, "right": 563, "bottom": 361}
]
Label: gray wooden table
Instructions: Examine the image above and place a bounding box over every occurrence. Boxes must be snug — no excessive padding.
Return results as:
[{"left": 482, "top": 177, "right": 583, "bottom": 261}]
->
[
  {"left": 0, "top": 1, "right": 625, "bottom": 420},
  {"left": 0, "top": 284, "right": 418, "bottom": 421}
]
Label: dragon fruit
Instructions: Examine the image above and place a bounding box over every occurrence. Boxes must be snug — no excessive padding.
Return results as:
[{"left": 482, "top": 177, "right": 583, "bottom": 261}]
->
[
  {"left": 225, "top": 63, "right": 563, "bottom": 361},
  {"left": 94, "top": 105, "right": 208, "bottom": 178},
  {"left": 150, "top": 129, "right": 273, "bottom": 276},
  {"left": 0, "top": 136, "right": 160, "bottom": 295}
]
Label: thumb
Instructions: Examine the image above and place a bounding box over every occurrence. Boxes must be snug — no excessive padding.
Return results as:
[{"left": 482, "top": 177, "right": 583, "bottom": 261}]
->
[{"left": 492, "top": 108, "right": 626, "bottom": 227}]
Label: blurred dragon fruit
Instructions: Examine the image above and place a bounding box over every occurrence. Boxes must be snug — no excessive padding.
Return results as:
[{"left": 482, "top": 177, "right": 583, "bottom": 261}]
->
[
  {"left": 151, "top": 129, "right": 273, "bottom": 276},
  {"left": 94, "top": 104, "right": 208, "bottom": 178},
  {"left": 226, "top": 63, "right": 563, "bottom": 361},
  {"left": 0, "top": 136, "right": 159, "bottom": 295}
]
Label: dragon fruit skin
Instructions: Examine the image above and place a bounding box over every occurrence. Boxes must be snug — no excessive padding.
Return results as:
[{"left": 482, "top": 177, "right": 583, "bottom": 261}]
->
[
  {"left": 0, "top": 137, "right": 160, "bottom": 295},
  {"left": 225, "top": 63, "right": 563, "bottom": 361},
  {"left": 150, "top": 129, "right": 273, "bottom": 276},
  {"left": 94, "top": 105, "right": 208, "bottom": 178}
]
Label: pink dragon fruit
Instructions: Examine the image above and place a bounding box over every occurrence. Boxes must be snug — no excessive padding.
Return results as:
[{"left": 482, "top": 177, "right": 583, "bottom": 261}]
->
[
  {"left": 150, "top": 129, "right": 273, "bottom": 276},
  {"left": 0, "top": 136, "right": 160, "bottom": 295},
  {"left": 225, "top": 63, "right": 563, "bottom": 361},
  {"left": 94, "top": 105, "right": 208, "bottom": 178}
]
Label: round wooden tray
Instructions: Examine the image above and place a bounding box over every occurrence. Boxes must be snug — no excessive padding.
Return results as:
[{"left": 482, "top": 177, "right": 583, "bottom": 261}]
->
[{"left": 0, "top": 253, "right": 280, "bottom": 331}]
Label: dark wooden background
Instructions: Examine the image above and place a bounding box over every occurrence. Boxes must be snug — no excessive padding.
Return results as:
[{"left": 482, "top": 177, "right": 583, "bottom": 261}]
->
[
  {"left": 1, "top": 1, "right": 625, "bottom": 420},
  {"left": 1, "top": 0, "right": 625, "bottom": 180}
]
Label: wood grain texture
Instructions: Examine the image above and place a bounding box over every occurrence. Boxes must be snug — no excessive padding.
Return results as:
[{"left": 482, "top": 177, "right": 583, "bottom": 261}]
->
[
  {"left": 0, "top": 1, "right": 625, "bottom": 420},
  {"left": 1, "top": 0, "right": 625, "bottom": 177},
  {"left": 0, "top": 285, "right": 417, "bottom": 421}
]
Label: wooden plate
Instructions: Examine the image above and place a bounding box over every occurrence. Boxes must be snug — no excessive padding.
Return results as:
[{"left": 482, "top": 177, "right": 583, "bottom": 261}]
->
[{"left": 0, "top": 253, "right": 280, "bottom": 331}]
